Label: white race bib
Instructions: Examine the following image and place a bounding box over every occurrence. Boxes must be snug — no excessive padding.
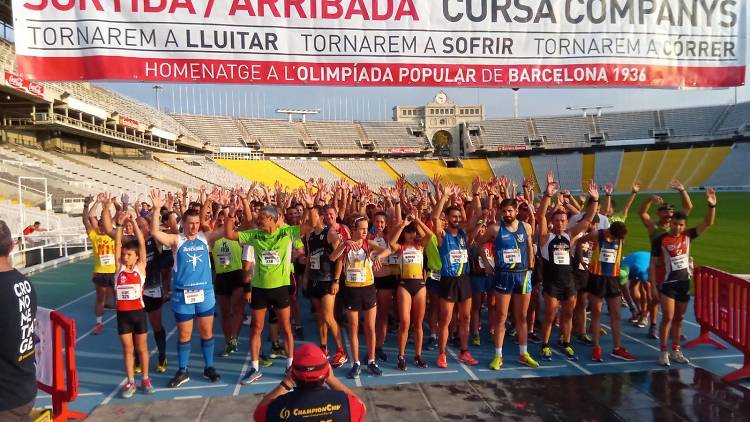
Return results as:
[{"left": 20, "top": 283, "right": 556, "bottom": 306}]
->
[
  {"left": 428, "top": 270, "right": 442, "bottom": 281},
  {"left": 502, "top": 249, "right": 522, "bottom": 264},
  {"left": 143, "top": 286, "right": 162, "bottom": 298},
  {"left": 449, "top": 250, "right": 468, "bottom": 264},
  {"left": 116, "top": 284, "right": 141, "bottom": 301},
  {"left": 402, "top": 251, "right": 423, "bottom": 265},
  {"left": 184, "top": 289, "right": 205, "bottom": 304},
  {"left": 99, "top": 254, "right": 115, "bottom": 267},
  {"left": 310, "top": 253, "right": 321, "bottom": 270},
  {"left": 346, "top": 269, "right": 366, "bottom": 284},
  {"left": 670, "top": 254, "right": 689, "bottom": 271},
  {"left": 581, "top": 257, "right": 591, "bottom": 265},
  {"left": 261, "top": 251, "right": 281, "bottom": 266},
  {"left": 553, "top": 250, "right": 571, "bottom": 266},
  {"left": 162, "top": 244, "right": 171, "bottom": 251},
  {"left": 218, "top": 253, "right": 231, "bottom": 266},
  {"left": 388, "top": 253, "right": 401, "bottom": 265},
  {"left": 600, "top": 248, "right": 617, "bottom": 264}
]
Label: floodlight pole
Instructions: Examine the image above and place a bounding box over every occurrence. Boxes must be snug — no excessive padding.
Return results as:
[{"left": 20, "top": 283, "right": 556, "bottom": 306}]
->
[{"left": 153, "top": 85, "right": 164, "bottom": 111}]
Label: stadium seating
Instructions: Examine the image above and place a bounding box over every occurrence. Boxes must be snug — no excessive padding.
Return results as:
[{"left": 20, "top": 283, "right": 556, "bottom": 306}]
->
[
  {"left": 715, "top": 102, "right": 750, "bottom": 134},
  {"left": 359, "top": 121, "right": 426, "bottom": 151},
  {"left": 532, "top": 116, "right": 591, "bottom": 146},
  {"left": 113, "top": 158, "right": 206, "bottom": 190},
  {"left": 474, "top": 119, "right": 530, "bottom": 148},
  {"left": 662, "top": 106, "right": 727, "bottom": 137},
  {"left": 487, "top": 157, "right": 525, "bottom": 184},
  {"left": 158, "top": 155, "right": 249, "bottom": 189},
  {"left": 327, "top": 160, "right": 397, "bottom": 189},
  {"left": 304, "top": 121, "right": 364, "bottom": 153},
  {"left": 386, "top": 159, "right": 432, "bottom": 188},
  {"left": 531, "top": 153, "right": 583, "bottom": 192},
  {"left": 593, "top": 150, "right": 623, "bottom": 187},
  {"left": 273, "top": 159, "right": 341, "bottom": 185},
  {"left": 0, "top": 199, "right": 82, "bottom": 237},
  {"left": 215, "top": 160, "right": 305, "bottom": 189},
  {"left": 597, "top": 111, "right": 656, "bottom": 141},
  {"left": 171, "top": 115, "right": 247, "bottom": 148},
  {"left": 705, "top": 143, "right": 750, "bottom": 188}
]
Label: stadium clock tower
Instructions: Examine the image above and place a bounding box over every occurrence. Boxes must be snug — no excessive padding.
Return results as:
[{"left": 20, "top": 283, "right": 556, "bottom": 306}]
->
[{"left": 393, "top": 91, "right": 484, "bottom": 157}]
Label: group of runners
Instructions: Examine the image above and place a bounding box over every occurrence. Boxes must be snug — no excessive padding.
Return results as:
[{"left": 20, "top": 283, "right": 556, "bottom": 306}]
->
[{"left": 80, "top": 173, "right": 717, "bottom": 397}]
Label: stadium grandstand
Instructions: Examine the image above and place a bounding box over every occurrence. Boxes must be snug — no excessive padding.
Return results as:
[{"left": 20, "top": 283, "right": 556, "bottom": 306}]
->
[{"left": 2, "top": 33, "right": 750, "bottom": 269}]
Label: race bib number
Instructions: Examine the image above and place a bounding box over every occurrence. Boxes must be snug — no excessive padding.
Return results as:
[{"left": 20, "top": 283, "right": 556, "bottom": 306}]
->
[
  {"left": 502, "top": 249, "right": 522, "bottom": 264},
  {"left": 143, "top": 286, "right": 162, "bottom": 298},
  {"left": 218, "top": 253, "right": 231, "bottom": 266},
  {"left": 553, "top": 250, "right": 571, "bottom": 266},
  {"left": 600, "top": 248, "right": 617, "bottom": 264},
  {"left": 346, "top": 269, "right": 366, "bottom": 284},
  {"left": 428, "top": 270, "right": 441, "bottom": 281},
  {"left": 670, "top": 254, "right": 689, "bottom": 271},
  {"left": 184, "top": 289, "right": 205, "bottom": 304},
  {"left": 261, "top": 251, "right": 281, "bottom": 266},
  {"left": 388, "top": 253, "right": 401, "bottom": 265},
  {"left": 162, "top": 244, "right": 171, "bottom": 251},
  {"left": 402, "top": 252, "right": 422, "bottom": 265},
  {"left": 99, "top": 254, "right": 115, "bottom": 267},
  {"left": 449, "top": 250, "right": 468, "bottom": 264},
  {"left": 310, "top": 253, "right": 321, "bottom": 270},
  {"left": 116, "top": 284, "right": 141, "bottom": 301}
]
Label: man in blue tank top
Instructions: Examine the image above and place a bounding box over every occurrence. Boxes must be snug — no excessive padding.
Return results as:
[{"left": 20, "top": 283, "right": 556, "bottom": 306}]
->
[
  {"left": 474, "top": 196, "right": 539, "bottom": 370},
  {"left": 430, "top": 179, "right": 478, "bottom": 369},
  {"left": 150, "top": 190, "right": 226, "bottom": 388}
]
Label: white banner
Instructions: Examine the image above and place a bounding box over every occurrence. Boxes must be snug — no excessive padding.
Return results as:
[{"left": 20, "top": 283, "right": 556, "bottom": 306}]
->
[
  {"left": 34, "top": 307, "right": 53, "bottom": 388},
  {"left": 11, "top": 0, "right": 747, "bottom": 88}
]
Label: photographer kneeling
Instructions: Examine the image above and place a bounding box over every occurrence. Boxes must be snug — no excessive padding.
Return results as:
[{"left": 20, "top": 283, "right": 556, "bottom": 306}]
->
[{"left": 253, "top": 343, "right": 366, "bottom": 422}]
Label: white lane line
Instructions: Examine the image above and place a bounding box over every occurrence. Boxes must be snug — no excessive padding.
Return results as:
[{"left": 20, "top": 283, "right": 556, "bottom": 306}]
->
[
  {"left": 690, "top": 354, "right": 743, "bottom": 360},
  {"left": 76, "top": 313, "right": 118, "bottom": 343},
  {"left": 233, "top": 351, "right": 253, "bottom": 396},
  {"left": 37, "top": 392, "right": 102, "bottom": 399},
  {"left": 381, "top": 370, "right": 459, "bottom": 377},
  {"left": 477, "top": 364, "right": 566, "bottom": 372},
  {"left": 56, "top": 290, "right": 95, "bottom": 311},
  {"left": 152, "top": 383, "right": 229, "bottom": 393},
  {"left": 100, "top": 326, "right": 178, "bottom": 405},
  {"left": 550, "top": 348, "right": 593, "bottom": 375},
  {"left": 341, "top": 327, "right": 362, "bottom": 387},
  {"left": 175, "top": 395, "right": 202, "bottom": 400},
  {"left": 445, "top": 347, "right": 479, "bottom": 381}
]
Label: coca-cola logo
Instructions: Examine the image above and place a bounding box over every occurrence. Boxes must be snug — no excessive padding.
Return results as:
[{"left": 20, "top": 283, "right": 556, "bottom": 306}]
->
[
  {"left": 27, "top": 82, "right": 44, "bottom": 96},
  {"left": 6, "top": 72, "right": 24, "bottom": 89}
]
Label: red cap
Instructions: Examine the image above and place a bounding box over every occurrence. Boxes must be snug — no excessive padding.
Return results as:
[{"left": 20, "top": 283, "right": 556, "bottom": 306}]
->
[{"left": 290, "top": 343, "right": 330, "bottom": 384}]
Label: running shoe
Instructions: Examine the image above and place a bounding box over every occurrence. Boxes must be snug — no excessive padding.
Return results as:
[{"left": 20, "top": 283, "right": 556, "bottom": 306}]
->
[
  {"left": 259, "top": 355, "right": 273, "bottom": 367},
  {"left": 659, "top": 351, "right": 670, "bottom": 367},
  {"left": 134, "top": 362, "right": 142, "bottom": 374},
  {"left": 528, "top": 332, "right": 543, "bottom": 344},
  {"left": 242, "top": 315, "right": 251, "bottom": 326},
  {"left": 457, "top": 351, "right": 479, "bottom": 366},
  {"left": 562, "top": 346, "right": 578, "bottom": 361},
  {"left": 294, "top": 325, "right": 305, "bottom": 341},
  {"left": 518, "top": 353, "right": 540, "bottom": 368},
  {"left": 240, "top": 368, "right": 262, "bottom": 385},
  {"left": 425, "top": 336, "right": 438, "bottom": 351},
  {"left": 367, "top": 361, "right": 383, "bottom": 376},
  {"left": 120, "top": 381, "right": 136, "bottom": 399},
  {"left": 508, "top": 327, "right": 518, "bottom": 338},
  {"left": 637, "top": 318, "right": 648, "bottom": 328},
  {"left": 599, "top": 327, "right": 608, "bottom": 336},
  {"left": 488, "top": 355, "right": 502, "bottom": 371},
  {"left": 219, "top": 342, "right": 234, "bottom": 358},
  {"left": 436, "top": 353, "right": 448, "bottom": 368},
  {"left": 141, "top": 378, "right": 155, "bottom": 395},
  {"left": 648, "top": 324, "right": 658, "bottom": 339},
  {"left": 577, "top": 334, "right": 593, "bottom": 346},
  {"left": 92, "top": 323, "right": 105, "bottom": 336},
  {"left": 472, "top": 333, "right": 481, "bottom": 347},
  {"left": 203, "top": 367, "right": 221, "bottom": 383},
  {"left": 669, "top": 349, "right": 690, "bottom": 364},
  {"left": 592, "top": 346, "right": 604, "bottom": 362},
  {"left": 375, "top": 346, "right": 388, "bottom": 362},
  {"left": 331, "top": 350, "right": 348, "bottom": 368},
  {"left": 156, "top": 357, "right": 168, "bottom": 373},
  {"left": 167, "top": 370, "right": 190, "bottom": 388},
  {"left": 414, "top": 356, "right": 428, "bottom": 369},
  {"left": 611, "top": 347, "right": 636, "bottom": 362},
  {"left": 270, "top": 343, "right": 288, "bottom": 359},
  {"left": 397, "top": 355, "right": 407, "bottom": 371},
  {"left": 348, "top": 363, "right": 361, "bottom": 379},
  {"left": 630, "top": 312, "right": 641, "bottom": 324},
  {"left": 541, "top": 346, "right": 553, "bottom": 361}
]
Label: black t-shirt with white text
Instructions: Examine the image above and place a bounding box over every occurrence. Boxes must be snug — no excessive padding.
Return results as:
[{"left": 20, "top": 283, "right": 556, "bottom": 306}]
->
[{"left": 0, "top": 269, "right": 38, "bottom": 410}]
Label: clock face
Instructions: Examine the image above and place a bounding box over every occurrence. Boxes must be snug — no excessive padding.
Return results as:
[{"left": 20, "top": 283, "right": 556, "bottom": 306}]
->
[{"left": 435, "top": 93, "right": 447, "bottom": 104}]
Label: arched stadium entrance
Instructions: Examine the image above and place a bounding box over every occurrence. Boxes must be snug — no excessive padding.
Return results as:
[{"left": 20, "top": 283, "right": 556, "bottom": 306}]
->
[{"left": 432, "top": 130, "right": 453, "bottom": 156}]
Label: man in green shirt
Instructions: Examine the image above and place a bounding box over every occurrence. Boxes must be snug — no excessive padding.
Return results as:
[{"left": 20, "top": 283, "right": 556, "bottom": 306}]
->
[{"left": 225, "top": 192, "right": 317, "bottom": 386}]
